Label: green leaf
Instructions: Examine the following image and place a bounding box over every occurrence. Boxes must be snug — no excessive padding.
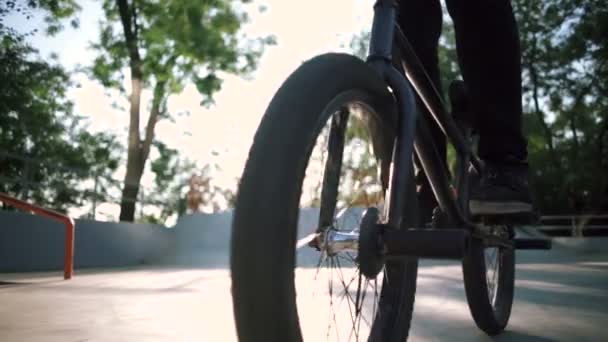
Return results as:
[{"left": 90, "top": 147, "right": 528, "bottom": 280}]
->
[{"left": 194, "top": 73, "right": 223, "bottom": 102}]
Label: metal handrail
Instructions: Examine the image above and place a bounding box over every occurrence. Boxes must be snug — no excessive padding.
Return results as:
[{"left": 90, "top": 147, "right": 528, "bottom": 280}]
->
[
  {"left": 0, "top": 192, "right": 75, "bottom": 279},
  {"left": 539, "top": 214, "right": 608, "bottom": 237},
  {"left": 541, "top": 214, "right": 608, "bottom": 220}
]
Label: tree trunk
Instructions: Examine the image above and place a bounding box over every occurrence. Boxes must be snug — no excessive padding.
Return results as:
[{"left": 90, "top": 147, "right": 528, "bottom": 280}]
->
[
  {"left": 119, "top": 71, "right": 144, "bottom": 221},
  {"left": 117, "top": 0, "right": 144, "bottom": 221},
  {"left": 569, "top": 114, "right": 580, "bottom": 157},
  {"left": 528, "top": 62, "right": 559, "bottom": 169},
  {"left": 526, "top": 34, "right": 560, "bottom": 170},
  {"left": 119, "top": 163, "right": 143, "bottom": 221},
  {"left": 119, "top": 80, "right": 165, "bottom": 221},
  {"left": 598, "top": 118, "right": 608, "bottom": 210}
]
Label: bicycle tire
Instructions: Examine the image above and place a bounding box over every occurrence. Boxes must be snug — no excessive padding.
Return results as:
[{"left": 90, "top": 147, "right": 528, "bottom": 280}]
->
[
  {"left": 462, "top": 230, "right": 515, "bottom": 335},
  {"left": 231, "top": 53, "right": 419, "bottom": 342}
]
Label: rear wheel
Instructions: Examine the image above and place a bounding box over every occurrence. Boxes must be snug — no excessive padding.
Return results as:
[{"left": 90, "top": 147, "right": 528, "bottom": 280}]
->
[
  {"left": 231, "top": 53, "right": 419, "bottom": 342},
  {"left": 463, "top": 225, "right": 515, "bottom": 335},
  {"left": 451, "top": 79, "right": 516, "bottom": 335}
]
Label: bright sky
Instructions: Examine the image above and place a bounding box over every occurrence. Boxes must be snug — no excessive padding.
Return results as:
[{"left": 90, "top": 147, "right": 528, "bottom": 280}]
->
[{"left": 10, "top": 0, "right": 375, "bottom": 193}]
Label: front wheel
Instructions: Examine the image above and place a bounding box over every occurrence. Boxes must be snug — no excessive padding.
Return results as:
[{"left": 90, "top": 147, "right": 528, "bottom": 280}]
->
[{"left": 231, "top": 53, "right": 419, "bottom": 342}]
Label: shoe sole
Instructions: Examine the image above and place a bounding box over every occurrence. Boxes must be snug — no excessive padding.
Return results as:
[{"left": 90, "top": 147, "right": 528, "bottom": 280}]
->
[{"left": 469, "top": 200, "right": 533, "bottom": 215}]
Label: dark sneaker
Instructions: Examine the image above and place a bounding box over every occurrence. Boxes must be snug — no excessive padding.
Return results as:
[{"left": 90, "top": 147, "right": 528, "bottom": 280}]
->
[{"left": 469, "top": 159, "right": 533, "bottom": 216}]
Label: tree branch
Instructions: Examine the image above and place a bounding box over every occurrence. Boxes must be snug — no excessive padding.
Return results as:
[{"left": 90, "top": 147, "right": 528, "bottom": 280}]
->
[
  {"left": 141, "top": 80, "right": 167, "bottom": 163},
  {"left": 116, "top": 0, "right": 141, "bottom": 75},
  {"left": 131, "top": 1, "right": 139, "bottom": 41},
  {"left": 566, "top": 63, "right": 605, "bottom": 151},
  {"left": 529, "top": 62, "right": 557, "bottom": 159},
  {"left": 116, "top": 0, "right": 143, "bottom": 150},
  {"left": 525, "top": 34, "right": 560, "bottom": 169}
]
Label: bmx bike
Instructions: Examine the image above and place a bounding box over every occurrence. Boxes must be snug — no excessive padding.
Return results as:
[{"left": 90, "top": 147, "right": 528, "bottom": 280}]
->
[{"left": 231, "top": 1, "right": 551, "bottom": 340}]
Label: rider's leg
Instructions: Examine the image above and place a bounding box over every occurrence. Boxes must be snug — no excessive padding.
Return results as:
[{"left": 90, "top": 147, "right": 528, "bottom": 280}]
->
[
  {"left": 397, "top": 0, "right": 445, "bottom": 224},
  {"left": 445, "top": 0, "right": 533, "bottom": 215}
]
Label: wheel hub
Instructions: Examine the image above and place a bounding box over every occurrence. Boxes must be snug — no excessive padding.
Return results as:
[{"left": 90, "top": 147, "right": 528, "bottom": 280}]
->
[
  {"left": 323, "top": 229, "right": 359, "bottom": 255},
  {"left": 358, "top": 207, "right": 385, "bottom": 279},
  {"left": 306, "top": 207, "right": 386, "bottom": 279}
]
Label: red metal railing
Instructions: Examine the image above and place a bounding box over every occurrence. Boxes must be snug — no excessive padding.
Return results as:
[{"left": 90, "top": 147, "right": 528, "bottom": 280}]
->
[{"left": 0, "top": 192, "right": 75, "bottom": 279}]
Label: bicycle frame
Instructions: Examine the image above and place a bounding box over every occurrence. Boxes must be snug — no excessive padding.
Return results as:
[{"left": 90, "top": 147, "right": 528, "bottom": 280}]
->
[{"left": 365, "top": 0, "right": 481, "bottom": 231}]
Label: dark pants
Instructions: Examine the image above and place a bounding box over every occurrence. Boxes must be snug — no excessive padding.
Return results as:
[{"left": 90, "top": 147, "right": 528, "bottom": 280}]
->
[{"left": 397, "top": 0, "right": 527, "bottom": 218}]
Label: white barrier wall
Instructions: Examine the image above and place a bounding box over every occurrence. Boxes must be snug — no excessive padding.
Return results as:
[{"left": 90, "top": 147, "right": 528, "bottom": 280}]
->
[
  {"left": 0, "top": 207, "right": 367, "bottom": 271},
  {"left": 0, "top": 211, "right": 172, "bottom": 272}
]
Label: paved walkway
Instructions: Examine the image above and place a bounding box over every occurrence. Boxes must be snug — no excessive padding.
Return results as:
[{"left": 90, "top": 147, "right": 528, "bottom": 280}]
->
[{"left": 1, "top": 238, "right": 607, "bottom": 341}]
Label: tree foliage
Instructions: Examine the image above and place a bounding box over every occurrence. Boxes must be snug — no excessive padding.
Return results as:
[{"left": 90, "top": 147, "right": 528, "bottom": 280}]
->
[
  {"left": 0, "top": 0, "right": 81, "bottom": 38},
  {"left": 514, "top": 0, "right": 608, "bottom": 213},
  {"left": 141, "top": 141, "right": 237, "bottom": 224},
  {"left": 146, "top": 140, "right": 195, "bottom": 222},
  {"left": 0, "top": 2, "right": 120, "bottom": 211},
  {"left": 91, "top": 0, "right": 274, "bottom": 221}
]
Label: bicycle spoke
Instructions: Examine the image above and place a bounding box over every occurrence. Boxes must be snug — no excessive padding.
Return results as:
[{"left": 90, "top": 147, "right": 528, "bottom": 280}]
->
[
  {"left": 358, "top": 279, "right": 371, "bottom": 327},
  {"left": 335, "top": 258, "right": 358, "bottom": 298},
  {"left": 296, "top": 104, "right": 386, "bottom": 341},
  {"left": 349, "top": 270, "right": 365, "bottom": 341},
  {"left": 334, "top": 257, "right": 358, "bottom": 330},
  {"left": 337, "top": 254, "right": 355, "bottom": 266},
  {"left": 311, "top": 249, "right": 328, "bottom": 299},
  {"left": 490, "top": 248, "right": 496, "bottom": 305},
  {"left": 484, "top": 246, "right": 501, "bottom": 305},
  {"left": 372, "top": 278, "right": 379, "bottom": 320},
  {"left": 485, "top": 250, "right": 491, "bottom": 299},
  {"left": 315, "top": 250, "right": 327, "bottom": 280},
  {"left": 345, "top": 252, "right": 358, "bottom": 264},
  {"left": 326, "top": 256, "right": 332, "bottom": 339},
  {"left": 492, "top": 250, "right": 501, "bottom": 302},
  {"left": 327, "top": 257, "right": 340, "bottom": 340}
]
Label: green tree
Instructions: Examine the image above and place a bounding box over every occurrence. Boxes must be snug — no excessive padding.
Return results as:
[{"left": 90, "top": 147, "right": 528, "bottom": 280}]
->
[
  {"left": 437, "top": 16, "right": 459, "bottom": 99},
  {"left": 0, "top": 1, "right": 121, "bottom": 211},
  {"left": 146, "top": 141, "right": 196, "bottom": 222},
  {"left": 91, "top": 0, "right": 274, "bottom": 221},
  {"left": 111, "top": 138, "right": 240, "bottom": 224},
  {"left": 514, "top": 0, "right": 608, "bottom": 213}
]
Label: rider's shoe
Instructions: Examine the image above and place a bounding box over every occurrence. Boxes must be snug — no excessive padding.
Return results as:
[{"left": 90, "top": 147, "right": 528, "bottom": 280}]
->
[{"left": 469, "top": 157, "right": 534, "bottom": 216}]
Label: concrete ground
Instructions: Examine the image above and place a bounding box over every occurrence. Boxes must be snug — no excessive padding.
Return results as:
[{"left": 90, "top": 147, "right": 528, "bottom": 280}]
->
[{"left": 1, "top": 238, "right": 607, "bottom": 341}]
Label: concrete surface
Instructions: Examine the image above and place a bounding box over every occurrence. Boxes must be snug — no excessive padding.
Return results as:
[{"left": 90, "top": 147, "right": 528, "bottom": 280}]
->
[{"left": 1, "top": 238, "right": 607, "bottom": 341}]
